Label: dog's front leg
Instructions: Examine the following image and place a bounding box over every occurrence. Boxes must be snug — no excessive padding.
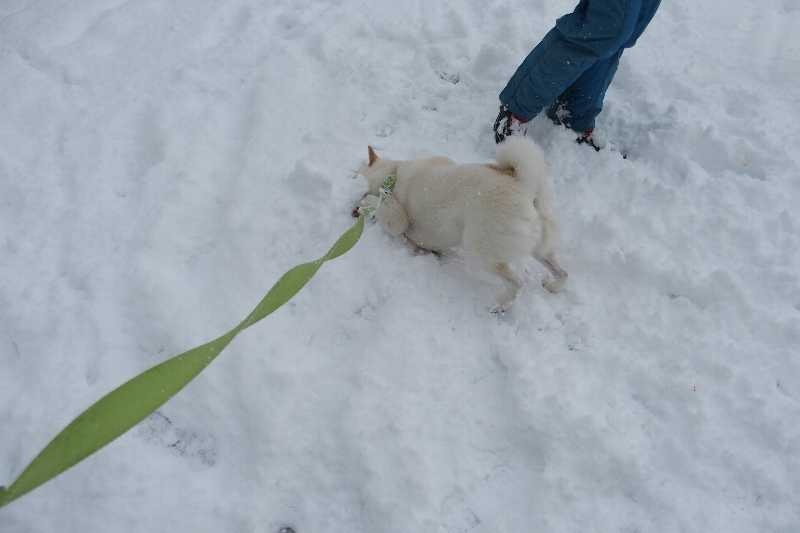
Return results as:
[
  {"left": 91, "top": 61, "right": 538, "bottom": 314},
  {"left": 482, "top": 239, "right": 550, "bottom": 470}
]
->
[
  {"left": 376, "top": 196, "right": 409, "bottom": 237},
  {"left": 533, "top": 251, "right": 568, "bottom": 293},
  {"left": 400, "top": 235, "right": 441, "bottom": 257}
]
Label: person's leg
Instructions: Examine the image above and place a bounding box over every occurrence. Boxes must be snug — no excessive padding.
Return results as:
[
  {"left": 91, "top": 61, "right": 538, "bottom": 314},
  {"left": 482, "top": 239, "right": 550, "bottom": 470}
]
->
[
  {"left": 499, "top": 0, "right": 641, "bottom": 122},
  {"left": 625, "top": 0, "right": 661, "bottom": 48},
  {"left": 548, "top": 0, "right": 662, "bottom": 132},
  {"left": 551, "top": 49, "right": 624, "bottom": 132}
]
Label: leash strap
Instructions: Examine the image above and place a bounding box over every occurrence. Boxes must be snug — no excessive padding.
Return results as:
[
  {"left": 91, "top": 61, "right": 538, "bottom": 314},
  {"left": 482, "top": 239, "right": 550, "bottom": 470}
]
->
[{"left": 0, "top": 215, "right": 366, "bottom": 509}]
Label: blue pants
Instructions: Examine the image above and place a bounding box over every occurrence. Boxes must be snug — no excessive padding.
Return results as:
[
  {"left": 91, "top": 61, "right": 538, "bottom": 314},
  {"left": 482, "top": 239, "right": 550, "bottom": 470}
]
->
[{"left": 499, "top": 0, "right": 661, "bottom": 132}]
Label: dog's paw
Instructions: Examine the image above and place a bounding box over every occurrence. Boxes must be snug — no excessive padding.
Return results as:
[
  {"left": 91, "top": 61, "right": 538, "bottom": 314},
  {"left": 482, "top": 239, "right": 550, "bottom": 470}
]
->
[
  {"left": 542, "top": 275, "right": 567, "bottom": 294},
  {"left": 489, "top": 300, "right": 514, "bottom": 315},
  {"left": 489, "top": 305, "right": 507, "bottom": 316}
]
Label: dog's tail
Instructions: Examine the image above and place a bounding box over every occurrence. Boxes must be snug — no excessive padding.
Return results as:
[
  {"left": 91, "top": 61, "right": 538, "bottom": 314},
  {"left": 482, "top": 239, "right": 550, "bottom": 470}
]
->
[{"left": 495, "top": 137, "right": 558, "bottom": 254}]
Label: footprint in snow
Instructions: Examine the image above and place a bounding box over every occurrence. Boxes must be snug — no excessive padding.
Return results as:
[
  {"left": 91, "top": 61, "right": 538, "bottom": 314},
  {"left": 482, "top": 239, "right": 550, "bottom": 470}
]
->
[{"left": 137, "top": 411, "right": 217, "bottom": 467}]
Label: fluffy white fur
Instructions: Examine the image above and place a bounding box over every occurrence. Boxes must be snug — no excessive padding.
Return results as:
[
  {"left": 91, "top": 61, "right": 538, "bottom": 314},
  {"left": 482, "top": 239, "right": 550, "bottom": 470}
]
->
[{"left": 357, "top": 137, "right": 567, "bottom": 311}]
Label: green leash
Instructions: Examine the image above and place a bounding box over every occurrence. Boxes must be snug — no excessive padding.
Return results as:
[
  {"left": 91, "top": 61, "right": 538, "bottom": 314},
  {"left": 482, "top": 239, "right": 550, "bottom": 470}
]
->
[{"left": 0, "top": 215, "right": 366, "bottom": 509}]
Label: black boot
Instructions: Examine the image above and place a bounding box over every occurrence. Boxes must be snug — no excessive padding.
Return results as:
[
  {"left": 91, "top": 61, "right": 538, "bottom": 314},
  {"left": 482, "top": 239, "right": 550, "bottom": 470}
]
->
[
  {"left": 576, "top": 129, "right": 602, "bottom": 152},
  {"left": 493, "top": 105, "right": 513, "bottom": 144}
]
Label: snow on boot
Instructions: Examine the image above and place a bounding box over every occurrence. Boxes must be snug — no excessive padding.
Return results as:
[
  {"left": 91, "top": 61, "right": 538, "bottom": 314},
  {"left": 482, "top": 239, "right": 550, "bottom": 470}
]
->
[{"left": 546, "top": 100, "right": 569, "bottom": 126}]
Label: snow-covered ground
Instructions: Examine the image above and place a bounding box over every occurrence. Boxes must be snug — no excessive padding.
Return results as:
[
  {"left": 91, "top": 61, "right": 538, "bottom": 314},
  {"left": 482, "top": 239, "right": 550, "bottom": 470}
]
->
[{"left": 2, "top": 0, "right": 799, "bottom": 531}]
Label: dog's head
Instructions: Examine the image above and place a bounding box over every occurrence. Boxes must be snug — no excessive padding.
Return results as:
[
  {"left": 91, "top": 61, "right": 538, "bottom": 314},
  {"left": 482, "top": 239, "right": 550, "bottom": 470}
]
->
[{"left": 357, "top": 146, "right": 398, "bottom": 194}]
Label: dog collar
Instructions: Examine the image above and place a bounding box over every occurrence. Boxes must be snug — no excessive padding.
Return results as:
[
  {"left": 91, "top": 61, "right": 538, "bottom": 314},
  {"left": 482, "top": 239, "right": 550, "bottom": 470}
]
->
[{"left": 379, "top": 174, "right": 397, "bottom": 198}]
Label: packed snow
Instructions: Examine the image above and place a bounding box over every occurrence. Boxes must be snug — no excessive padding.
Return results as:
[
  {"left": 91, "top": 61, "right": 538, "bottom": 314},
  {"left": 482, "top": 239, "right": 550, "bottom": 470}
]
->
[{"left": 1, "top": 0, "right": 799, "bottom": 531}]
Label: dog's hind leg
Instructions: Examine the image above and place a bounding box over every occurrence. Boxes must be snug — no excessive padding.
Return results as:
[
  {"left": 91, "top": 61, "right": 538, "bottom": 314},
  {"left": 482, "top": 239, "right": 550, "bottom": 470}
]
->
[
  {"left": 491, "top": 262, "right": 523, "bottom": 313},
  {"left": 533, "top": 251, "right": 568, "bottom": 293},
  {"left": 462, "top": 211, "right": 522, "bottom": 312}
]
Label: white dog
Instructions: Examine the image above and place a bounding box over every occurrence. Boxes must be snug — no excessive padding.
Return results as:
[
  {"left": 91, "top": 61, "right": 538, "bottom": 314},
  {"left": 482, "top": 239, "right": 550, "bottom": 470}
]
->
[{"left": 357, "top": 137, "right": 567, "bottom": 311}]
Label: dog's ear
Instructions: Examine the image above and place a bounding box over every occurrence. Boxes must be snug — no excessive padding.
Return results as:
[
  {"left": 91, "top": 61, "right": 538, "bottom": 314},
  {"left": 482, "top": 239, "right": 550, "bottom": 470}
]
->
[{"left": 368, "top": 145, "right": 379, "bottom": 167}]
